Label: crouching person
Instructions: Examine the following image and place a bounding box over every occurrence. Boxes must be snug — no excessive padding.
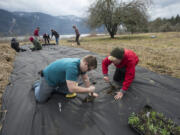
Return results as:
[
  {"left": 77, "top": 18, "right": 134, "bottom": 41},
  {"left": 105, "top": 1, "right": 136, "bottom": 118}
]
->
[
  {"left": 102, "top": 47, "right": 139, "bottom": 100},
  {"left": 33, "top": 55, "right": 98, "bottom": 103},
  {"left": 43, "top": 33, "right": 50, "bottom": 44},
  {"left": 29, "top": 37, "right": 42, "bottom": 51},
  {"left": 11, "top": 38, "right": 26, "bottom": 52}
]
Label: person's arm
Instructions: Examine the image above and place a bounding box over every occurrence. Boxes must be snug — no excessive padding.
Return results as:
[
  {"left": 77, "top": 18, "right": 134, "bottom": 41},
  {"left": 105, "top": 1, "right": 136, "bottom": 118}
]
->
[
  {"left": 102, "top": 56, "right": 112, "bottom": 75},
  {"left": 81, "top": 73, "right": 90, "bottom": 87},
  {"left": 66, "top": 80, "right": 95, "bottom": 93},
  {"left": 81, "top": 73, "right": 98, "bottom": 97},
  {"left": 65, "top": 65, "right": 95, "bottom": 93},
  {"left": 102, "top": 56, "right": 112, "bottom": 82}
]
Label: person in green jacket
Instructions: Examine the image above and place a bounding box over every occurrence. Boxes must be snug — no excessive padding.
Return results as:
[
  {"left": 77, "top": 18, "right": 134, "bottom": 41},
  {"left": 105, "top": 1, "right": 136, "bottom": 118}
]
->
[{"left": 29, "top": 36, "right": 42, "bottom": 51}]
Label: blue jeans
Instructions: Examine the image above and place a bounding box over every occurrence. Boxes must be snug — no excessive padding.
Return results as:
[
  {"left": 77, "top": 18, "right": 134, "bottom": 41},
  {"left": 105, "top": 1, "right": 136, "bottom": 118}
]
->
[
  {"left": 55, "top": 37, "right": 59, "bottom": 45},
  {"left": 33, "top": 77, "right": 69, "bottom": 103}
]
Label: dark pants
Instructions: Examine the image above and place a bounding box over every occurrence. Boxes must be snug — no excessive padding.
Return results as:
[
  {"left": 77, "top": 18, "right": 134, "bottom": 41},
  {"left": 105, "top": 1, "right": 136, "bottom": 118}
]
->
[
  {"left": 113, "top": 67, "right": 126, "bottom": 82},
  {"left": 30, "top": 47, "right": 41, "bottom": 51},
  {"left": 11, "top": 42, "right": 26, "bottom": 52},
  {"left": 44, "top": 38, "right": 49, "bottom": 44},
  {"left": 76, "top": 34, "right": 80, "bottom": 45},
  {"left": 33, "top": 78, "right": 69, "bottom": 103}
]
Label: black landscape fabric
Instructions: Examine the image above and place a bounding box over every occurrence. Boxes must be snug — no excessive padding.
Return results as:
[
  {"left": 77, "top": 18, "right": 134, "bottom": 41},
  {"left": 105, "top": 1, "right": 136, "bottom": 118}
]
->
[{"left": 1, "top": 45, "right": 180, "bottom": 135}]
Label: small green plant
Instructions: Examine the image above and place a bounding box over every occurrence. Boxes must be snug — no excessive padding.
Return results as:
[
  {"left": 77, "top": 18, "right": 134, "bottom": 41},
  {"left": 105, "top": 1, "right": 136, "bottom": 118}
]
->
[
  {"left": 160, "top": 128, "right": 170, "bottom": 135},
  {"left": 128, "top": 112, "right": 140, "bottom": 126},
  {"left": 139, "top": 125, "right": 145, "bottom": 132},
  {"left": 151, "top": 111, "right": 156, "bottom": 120},
  {"left": 128, "top": 106, "right": 180, "bottom": 135}
]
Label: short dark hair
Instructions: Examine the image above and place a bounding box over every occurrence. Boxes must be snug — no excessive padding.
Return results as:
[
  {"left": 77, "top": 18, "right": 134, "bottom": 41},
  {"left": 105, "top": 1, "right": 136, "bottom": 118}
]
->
[
  {"left": 83, "top": 55, "right": 97, "bottom": 69},
  {"left": 110, "top": 47, "right": 124, "bottom": 59}
]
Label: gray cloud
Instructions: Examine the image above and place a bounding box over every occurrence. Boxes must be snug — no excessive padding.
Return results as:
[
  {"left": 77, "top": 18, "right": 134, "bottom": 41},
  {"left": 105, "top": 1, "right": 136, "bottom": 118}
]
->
[
  {"left": 153, "top": 0, "right": 180, "bottom": 8},
  {"left": 0, "top": 0, "right": 93, "bottom": 16},
  {"left": 149, "top": 0, "right": 180, "bottom": 20},
  {"left": 0, "top": 0, "right": 180, "bottom": 20}
]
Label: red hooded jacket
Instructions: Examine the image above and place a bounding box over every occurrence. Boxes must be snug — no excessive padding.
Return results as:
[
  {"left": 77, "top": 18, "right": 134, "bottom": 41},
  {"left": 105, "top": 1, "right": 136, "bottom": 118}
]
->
[
  {"left": 102, "top": 49, "right": 139, "bottom": 91},
  {"left": 34, "top": 29, "right": 39, "bottom": 36}
]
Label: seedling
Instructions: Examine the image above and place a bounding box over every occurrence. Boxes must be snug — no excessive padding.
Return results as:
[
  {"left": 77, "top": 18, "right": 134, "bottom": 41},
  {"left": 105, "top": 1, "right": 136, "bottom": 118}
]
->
[
  {"left": 128, "top": 105, "right": 180, "bottom": 135},
  {"left": 83, "top": 81, "right": 96, "bottom": 103}
]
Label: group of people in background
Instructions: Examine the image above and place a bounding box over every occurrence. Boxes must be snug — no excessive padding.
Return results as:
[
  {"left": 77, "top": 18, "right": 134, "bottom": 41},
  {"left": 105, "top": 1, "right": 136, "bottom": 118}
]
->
[
  {"left": 30, "top": 26, "right": 80, "bottom": 51},
  {"left": 11, "top": 25, "right": 80, "bottom": 52},
  {"left": 29, "top": 27, "right": 60, "bottom": 51}
]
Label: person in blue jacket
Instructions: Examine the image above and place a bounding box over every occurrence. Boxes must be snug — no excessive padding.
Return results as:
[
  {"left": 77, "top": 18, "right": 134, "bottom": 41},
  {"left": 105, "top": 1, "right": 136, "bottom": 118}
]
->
[{"left": 33, "top": 55, "right": 98, "bottom": 103}]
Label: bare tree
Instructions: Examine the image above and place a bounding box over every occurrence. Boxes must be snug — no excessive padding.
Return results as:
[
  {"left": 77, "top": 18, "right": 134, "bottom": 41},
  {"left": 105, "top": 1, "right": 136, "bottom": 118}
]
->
[
  {"left": 121, "top": 0, "right": 150, "bottom": 33},
  {"left": 86, "top": 0, "right": 152, "bottom": 38}
]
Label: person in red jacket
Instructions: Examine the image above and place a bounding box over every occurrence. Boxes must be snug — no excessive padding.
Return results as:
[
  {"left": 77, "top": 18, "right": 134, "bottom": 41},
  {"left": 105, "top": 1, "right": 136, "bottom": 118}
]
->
[
  {"left": 34, "top": 27, "right": 40, "bottom": 40},
  {"left": 102, "top": 47, "right": 139, "bottom": 100}
]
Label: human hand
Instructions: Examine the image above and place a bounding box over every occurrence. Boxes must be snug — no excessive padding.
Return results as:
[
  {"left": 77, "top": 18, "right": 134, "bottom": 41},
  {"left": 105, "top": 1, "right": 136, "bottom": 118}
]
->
[
  {"left": 88, "top": 85, "right": 95, "bottom": 92},
  {"left": 114, "top": 91, "right": 124, "bottom": 100},
  {"left": 89, "top": 92, "right": 99, "bottom": 97},
  {"left": 103, "top": 76, "right": 109, "bottom": 82}
]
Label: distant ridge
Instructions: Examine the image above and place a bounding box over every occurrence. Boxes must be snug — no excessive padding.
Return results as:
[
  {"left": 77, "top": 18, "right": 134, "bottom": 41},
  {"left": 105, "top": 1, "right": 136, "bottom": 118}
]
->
[{"left": 0, "top": 9, "right": 104, "bottom": 36}]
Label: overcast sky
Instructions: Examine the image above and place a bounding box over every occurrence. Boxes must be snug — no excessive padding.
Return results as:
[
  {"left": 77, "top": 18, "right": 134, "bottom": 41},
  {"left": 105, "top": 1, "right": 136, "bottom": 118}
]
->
[{"left": 0, "top": 0, "right": 180, "bottom": 20}]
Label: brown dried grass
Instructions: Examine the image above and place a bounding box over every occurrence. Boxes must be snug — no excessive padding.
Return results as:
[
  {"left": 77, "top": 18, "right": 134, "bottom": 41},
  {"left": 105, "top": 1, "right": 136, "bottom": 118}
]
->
[{"left": 0, "top": 43, "right": 16, "bottom": 106}]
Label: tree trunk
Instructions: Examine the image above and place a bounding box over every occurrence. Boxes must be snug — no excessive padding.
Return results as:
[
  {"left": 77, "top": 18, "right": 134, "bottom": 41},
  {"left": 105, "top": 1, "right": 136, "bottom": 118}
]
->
[
  {"left": 106, "top": 24, "right": 116, "bottom": 38},
  {"left": 110, "top": 32, "right": 114, "bottom": 38}
]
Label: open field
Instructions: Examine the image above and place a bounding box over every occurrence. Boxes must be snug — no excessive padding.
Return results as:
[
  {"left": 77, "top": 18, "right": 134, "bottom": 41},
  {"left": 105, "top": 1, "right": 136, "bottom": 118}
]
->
[{"left": 0, "top": 32, "right": 180, "bottom": 106}]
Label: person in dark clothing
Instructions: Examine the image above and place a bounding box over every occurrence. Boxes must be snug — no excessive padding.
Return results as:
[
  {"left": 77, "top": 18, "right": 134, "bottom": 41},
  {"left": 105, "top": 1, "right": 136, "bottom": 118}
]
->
[
  {"left": 73, "top": 25, "right": 80, "bottom": 45},
  {"left": 51, "top": 29, "right": 59, "bottom": 45},
  {"left": 11, "top": 38, "right": 26, "bottom": 52},
  {"left": 43, "top": 33, "right": 50, "bottom": 44}
]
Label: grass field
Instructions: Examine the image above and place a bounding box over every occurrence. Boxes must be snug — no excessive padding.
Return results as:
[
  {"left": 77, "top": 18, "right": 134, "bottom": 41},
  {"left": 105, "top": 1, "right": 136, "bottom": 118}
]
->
[
  {"left": 0, "top": 43, "right": 16, "bottom": 107},
  {"left": 0, "top": 32, "right": 180, "bottom": 106},
  {"left": 61, "top": 32, "right": 180, "bottom": 78}
]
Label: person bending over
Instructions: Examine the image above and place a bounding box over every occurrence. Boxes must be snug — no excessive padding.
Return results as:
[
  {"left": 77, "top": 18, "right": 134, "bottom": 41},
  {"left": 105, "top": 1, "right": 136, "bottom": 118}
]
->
[
  {"left": 33, "top": 55, "right": 98, "bottom": 103},
  {"left": 51, "top": 29, "right": 60, "bottom": 45},
  {"left": 102, "top": 47, "right": 139, "bottom": 100}
]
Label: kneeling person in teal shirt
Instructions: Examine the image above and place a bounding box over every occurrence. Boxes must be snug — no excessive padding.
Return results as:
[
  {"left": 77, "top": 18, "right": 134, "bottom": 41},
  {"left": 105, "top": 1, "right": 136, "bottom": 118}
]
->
[{"left": 33, "top": 55, "right": 98, "bottom": 103}]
